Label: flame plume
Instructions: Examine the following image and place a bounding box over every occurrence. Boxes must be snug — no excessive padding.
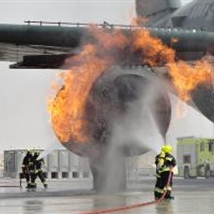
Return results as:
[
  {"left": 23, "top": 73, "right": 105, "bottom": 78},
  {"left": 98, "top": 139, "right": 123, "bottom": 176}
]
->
[
  {"left": 168, "top": 60, "right": 213, "bottom": 101},
  {"left": 48, "top": 44, "right": 110, "bottom": 143},
  {"left": 48, "top": 26, "right": 214, "bottom": 144}
]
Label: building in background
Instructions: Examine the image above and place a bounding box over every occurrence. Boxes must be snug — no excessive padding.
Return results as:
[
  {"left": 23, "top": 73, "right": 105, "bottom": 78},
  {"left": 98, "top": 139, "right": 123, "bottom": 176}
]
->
[{"left": 2, "top": 149, "right": 157, "bottom": 181}]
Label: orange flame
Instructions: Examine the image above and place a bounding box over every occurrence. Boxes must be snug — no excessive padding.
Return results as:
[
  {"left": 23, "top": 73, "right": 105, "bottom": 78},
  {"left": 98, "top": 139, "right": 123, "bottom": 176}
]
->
[
  {"left": 48, "top": 26, "right": 214, "bottom": 144},
  {"left": 48, "top": 44, "right": 110, "bottom": 143},
  {"left": 132, "top": 29, "right": 175, "bottom": 66},
  {"left": 168, "top": 60, "right": 213, "bottom": 101}
]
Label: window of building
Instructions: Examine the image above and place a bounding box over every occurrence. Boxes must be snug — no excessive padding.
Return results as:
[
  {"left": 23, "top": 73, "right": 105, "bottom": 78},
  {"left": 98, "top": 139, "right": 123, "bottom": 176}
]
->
[
  {"left": 200, "top": 142, "right": 205, "bottom": 152},
  {"left": 183, "top": 155, "right": 191, "bottom": 164},
  {"left": 208, "top": 141, "right": 214, "bottom": 152},
  {"left": 72, "top": 171, "right": 79, "bottom": 178},
  {"left": 83, "top": 172, "right": 90, "bottom": 178}
]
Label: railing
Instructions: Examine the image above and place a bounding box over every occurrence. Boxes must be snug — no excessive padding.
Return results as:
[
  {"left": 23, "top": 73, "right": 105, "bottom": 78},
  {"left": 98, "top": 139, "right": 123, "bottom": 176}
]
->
[
  {"left": 24, "top": 20, "right": 136, "bottom": 29},
  {"left": 24, "top": 20, "right": 211, "bottom": 32}
]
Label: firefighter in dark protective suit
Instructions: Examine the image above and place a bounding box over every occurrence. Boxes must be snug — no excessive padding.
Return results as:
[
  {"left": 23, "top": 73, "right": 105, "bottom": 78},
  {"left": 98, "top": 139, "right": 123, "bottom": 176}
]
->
[
  {"left": 154, "top": 145, "right": 176, "bottom": 200},
  {"left": 22, "top": 150, "right": 33, "bottom": 188},
  {"left": 28, "top": 151, "right": 48, "bottom": 188}
]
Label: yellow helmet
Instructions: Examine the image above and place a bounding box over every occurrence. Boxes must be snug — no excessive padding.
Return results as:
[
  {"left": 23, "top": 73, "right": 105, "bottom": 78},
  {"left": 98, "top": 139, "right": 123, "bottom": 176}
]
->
[{"left": 161, "top": 145, "right": 172, "bottom": 153}]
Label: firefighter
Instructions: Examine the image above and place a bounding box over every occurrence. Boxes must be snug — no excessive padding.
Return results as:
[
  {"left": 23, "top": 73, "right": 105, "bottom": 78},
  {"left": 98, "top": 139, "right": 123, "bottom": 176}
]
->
[
  {"left": 28, "top": 151, "right": 37, "bottom": 188},
  {"left": 22, "top": 150, "right": 33, "bottom": 188},
  {"left": 154, "top": 145, "right": 176, "bottom": 200},
  {"left": 28, "top": 151, "right": 47, "bottom": 188}
]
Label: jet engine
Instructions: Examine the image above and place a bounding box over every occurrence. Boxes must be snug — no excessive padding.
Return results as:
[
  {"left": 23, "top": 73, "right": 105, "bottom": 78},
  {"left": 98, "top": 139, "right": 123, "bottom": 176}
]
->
[{"left": 52, "top": 65, "right": 171, "bottom": 192}]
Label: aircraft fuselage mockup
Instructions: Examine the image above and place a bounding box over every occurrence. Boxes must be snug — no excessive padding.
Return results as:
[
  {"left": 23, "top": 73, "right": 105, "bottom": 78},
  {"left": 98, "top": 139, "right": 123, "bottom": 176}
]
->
[{"left": 0, "top": 0, "right": 214, "bottom": 192}]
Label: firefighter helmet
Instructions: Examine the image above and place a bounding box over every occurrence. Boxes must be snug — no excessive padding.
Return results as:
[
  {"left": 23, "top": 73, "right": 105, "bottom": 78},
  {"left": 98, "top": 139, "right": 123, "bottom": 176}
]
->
[
  {"left": 161, "top": 145, "right": 172, "bottom": 153},
  {"left": 34, "top": 151, "right": 40, "bottom": 158}
]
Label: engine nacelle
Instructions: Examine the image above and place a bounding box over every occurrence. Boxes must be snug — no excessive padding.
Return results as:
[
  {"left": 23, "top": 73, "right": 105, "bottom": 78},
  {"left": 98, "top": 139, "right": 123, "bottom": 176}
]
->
[
  {"left": 57, "top": 66, "right": 171, "bottom": 157},
  {"left": 52, "top": 65, "right": 171, "bottom": 192}
]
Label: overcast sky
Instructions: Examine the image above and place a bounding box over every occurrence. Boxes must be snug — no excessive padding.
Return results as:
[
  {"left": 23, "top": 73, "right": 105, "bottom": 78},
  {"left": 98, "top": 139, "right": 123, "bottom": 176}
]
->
[
  {"left": 0, "top": 0, "right": 213, "bottom": 153},
  {"left": 0, "top": 0, "right": 136, "bottom": 152}
]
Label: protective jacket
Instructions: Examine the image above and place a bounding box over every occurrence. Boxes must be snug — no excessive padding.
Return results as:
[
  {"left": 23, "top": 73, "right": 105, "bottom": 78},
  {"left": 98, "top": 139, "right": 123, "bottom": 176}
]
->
[
  {"left": 22, "top": 152, "right": 32, "bottom": 179},
  {"left": 154, "top": 151, "right": 176, "bottom": 199},
  {"left": 155, "top": 152, "right": 176, "bottom": 175},
  {"left": 22, "top": 152, "right": 32, "bottom": 167}
]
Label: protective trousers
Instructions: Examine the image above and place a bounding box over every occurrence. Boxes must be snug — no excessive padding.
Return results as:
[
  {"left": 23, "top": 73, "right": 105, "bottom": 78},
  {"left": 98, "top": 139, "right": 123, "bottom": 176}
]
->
[{"left": 154, "top": 171, "right": 172, "bottom": 199}]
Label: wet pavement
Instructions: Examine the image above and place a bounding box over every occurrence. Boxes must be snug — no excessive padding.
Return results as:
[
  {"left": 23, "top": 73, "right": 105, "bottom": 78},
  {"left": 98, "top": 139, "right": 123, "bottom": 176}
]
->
[{"left": 0, "top": 177, "right": 214, "bottom": 214}]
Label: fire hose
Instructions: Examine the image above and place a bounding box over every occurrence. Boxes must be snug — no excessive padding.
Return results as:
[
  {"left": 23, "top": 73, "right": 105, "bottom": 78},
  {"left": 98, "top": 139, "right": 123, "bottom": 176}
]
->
[{"left": 78, "top": 168, "right": 173, "bottom": 214}]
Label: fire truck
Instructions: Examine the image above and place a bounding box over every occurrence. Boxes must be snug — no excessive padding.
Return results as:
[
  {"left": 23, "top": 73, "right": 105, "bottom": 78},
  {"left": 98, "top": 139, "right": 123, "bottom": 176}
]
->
[{"left": 177, "top": 137, "right": 214, "bottom": 179}]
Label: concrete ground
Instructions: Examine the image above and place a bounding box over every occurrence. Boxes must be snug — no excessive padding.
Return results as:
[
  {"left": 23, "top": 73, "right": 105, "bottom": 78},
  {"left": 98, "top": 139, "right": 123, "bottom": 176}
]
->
[{"left": 0, "top": 176, "right": 214, "bottom": 214}]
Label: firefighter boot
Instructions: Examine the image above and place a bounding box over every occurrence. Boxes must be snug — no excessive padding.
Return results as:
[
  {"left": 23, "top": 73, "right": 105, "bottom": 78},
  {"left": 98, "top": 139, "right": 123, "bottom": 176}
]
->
[
  {"left": 154, "top": 191, "right": 162, "bottom": 200},
  {"left": 26, "top": 182, "right": 31, "bottom": 188},
  {"left": 164, "top": 190, "right": 174, "bottom": 200}
]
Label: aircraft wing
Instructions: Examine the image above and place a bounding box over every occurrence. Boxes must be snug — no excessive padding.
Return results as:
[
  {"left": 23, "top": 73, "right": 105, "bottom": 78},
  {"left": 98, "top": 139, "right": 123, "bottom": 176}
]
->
[
  {"left": 0, "top": 23, "right": 85, "bottom": 68},
  {"left": 0, "top": 42, "right": 74, "bottom": 68},
  {"left": 1, "top": 21, "right": 214, "bottom": 69}
]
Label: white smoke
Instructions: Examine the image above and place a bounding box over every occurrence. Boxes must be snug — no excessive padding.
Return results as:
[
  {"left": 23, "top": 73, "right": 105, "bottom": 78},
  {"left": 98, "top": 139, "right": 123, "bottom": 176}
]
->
[
  {"left": 38, "top": 141, "right": 64, "bottom": 159},
  {"left": 111, "top": 78, "right": 165, "bottom": 154},
  {"left": 100, "top": 76, "right": 165, "bottom": 192}
]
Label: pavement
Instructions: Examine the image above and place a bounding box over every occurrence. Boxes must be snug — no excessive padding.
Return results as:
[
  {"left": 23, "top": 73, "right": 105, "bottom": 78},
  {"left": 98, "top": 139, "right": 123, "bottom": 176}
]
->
[{"left": 0, "top": 176, "right": 214, "bottom": 214}]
